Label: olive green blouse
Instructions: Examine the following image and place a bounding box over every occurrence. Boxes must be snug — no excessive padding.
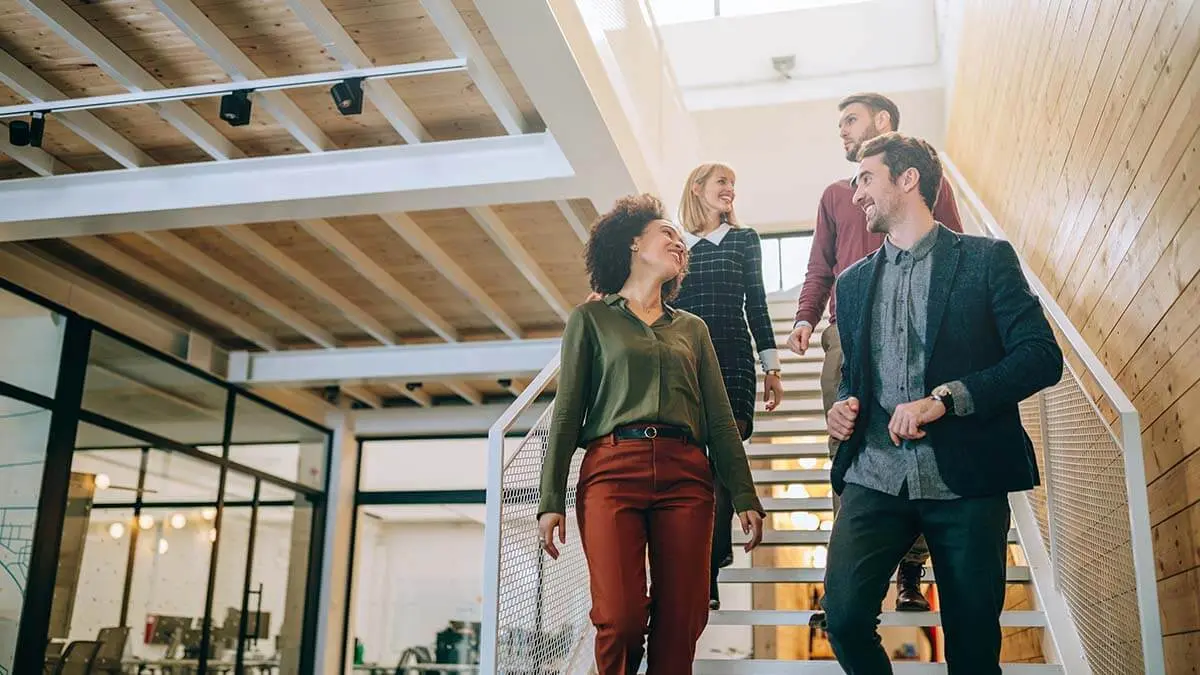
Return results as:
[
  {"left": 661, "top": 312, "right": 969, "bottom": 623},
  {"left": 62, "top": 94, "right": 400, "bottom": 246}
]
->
[{"left": 538, "top": 294, "right": 764, "bottom": 517}]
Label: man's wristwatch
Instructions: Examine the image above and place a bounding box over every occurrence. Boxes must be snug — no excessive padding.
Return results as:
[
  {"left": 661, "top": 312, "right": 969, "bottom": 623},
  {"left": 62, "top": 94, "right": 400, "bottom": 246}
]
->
[{"left": 930, "top": 384, "right": 955, "bottom": 416}]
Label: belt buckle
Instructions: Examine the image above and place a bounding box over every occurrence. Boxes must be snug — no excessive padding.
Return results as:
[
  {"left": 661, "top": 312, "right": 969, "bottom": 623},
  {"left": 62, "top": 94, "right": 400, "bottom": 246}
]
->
[{"left": 643, "top": 426, "right": 658, "bottom": 439}]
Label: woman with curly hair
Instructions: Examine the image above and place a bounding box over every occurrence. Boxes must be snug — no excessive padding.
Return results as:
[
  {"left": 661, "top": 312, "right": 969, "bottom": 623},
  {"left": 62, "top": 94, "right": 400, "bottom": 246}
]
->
[
  {"left": 537, "top": 194, "right": 765, "bottom": 674},
  {"left": 675, "top": 162, "right": 783, "bottom": 609}
]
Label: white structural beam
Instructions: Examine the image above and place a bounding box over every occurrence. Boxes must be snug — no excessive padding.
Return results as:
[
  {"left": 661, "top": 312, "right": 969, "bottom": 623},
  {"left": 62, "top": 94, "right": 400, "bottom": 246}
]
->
[
  {"left": 138, "top": 230, "right": 338, "bottom": 348},
  {"left": 150, "top": 0, "right": 336, "bottom": 153},
  {"left": 555, "top": 200, "right": 590, "bottom": 243},
  {"left": 466, "top": 207, "right": 570, "bottom": 322},
  {"left": 226, "top": 338, "right": 561, "bottom": 387},
  {"left": 355, "top": 401, "right": 550, "bottom": 438},
  {"left": 19, "top": 0, "right": 243, "bottom": 161},
  {"left": 389, "top": 383, "right": 432, "bottom": 408},
  {"left": 378, "top": 212, "right": 522, "bottom": 339},
  {"left": 284, "top": 0, "right": 431, "bottom": 144},
  {"left": 220, "top": 224, "right": 398, "bottom": 345},
  {"left": 66, "top": 237, "right": 280, "bottom": 350},
  {"left": 683, "top": 64, "right": 945, "bottom": 111},
  {"left": 445, "top": 381, "right": 483, "bottom": 406},
  {"left": 418, "top": 0, "right": 528, "bottom": 136},
  {"left": 0, "top": 49, "right": 156, "bottom": 169},
  {"left": 0, "top": 133, "right": 577, "bottom": 241},
  {"left": 0, "top": 135, "right": 72, "bottom": 176},
  {"left": 298, "top": 218, "right": 458, "bottom": 343},
  {"left": 473, "top": 0, "right": 647, "bottom": 205}
]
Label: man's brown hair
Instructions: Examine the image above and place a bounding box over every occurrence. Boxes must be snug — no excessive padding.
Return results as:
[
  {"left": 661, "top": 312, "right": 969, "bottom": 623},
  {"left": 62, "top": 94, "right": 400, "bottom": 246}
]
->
[
  {"left": 857, "top": 132, "right": 942, "bottom": 212},
  {"left": 838, "top": 92, "right": 900, "bottom": 131}
]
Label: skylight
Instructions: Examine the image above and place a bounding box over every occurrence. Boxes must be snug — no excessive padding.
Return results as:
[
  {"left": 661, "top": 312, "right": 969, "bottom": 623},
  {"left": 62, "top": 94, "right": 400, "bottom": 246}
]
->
[{"left": 649, "top": 0, "right": 869, "bottom": 25}]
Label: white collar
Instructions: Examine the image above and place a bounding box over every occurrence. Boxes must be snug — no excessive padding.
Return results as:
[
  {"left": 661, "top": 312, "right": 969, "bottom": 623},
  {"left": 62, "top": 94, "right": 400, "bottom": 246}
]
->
[{"left": 683, "top": 223, "right": 732, "bottom": 250}]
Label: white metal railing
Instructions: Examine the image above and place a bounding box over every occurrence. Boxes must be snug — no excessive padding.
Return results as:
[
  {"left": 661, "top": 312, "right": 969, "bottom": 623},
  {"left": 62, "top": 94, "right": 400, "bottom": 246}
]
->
[{"left": 943, "top": 154, "right": 1165, "bottom": 675}]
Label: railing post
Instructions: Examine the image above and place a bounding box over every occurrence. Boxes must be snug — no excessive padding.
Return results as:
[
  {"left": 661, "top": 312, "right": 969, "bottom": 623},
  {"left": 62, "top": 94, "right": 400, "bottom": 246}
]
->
[
  {"left": 1036, "top": 390, "right": 1062, "bottom": 591},
  {"left": 1121, "top": 411, "right": 1166, "bottom": 674},
  {"left": 480, "top": 424, "right": 507, "bottom": 675}
]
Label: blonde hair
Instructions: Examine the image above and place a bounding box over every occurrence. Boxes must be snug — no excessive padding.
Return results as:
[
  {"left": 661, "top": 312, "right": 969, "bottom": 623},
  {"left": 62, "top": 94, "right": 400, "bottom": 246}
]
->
[{"left": 679, "top": 162, "right": 740, "bottom": 234}]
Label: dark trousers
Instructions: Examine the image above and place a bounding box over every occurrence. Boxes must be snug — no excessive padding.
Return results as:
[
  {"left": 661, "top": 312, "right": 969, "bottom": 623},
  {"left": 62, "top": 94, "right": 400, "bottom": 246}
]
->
[
  {"left": 822, "top": 483, "right": 1010, "bottom": 675},
  {"left": 577, "top": 435, "right": 715, "bottom": 675}
]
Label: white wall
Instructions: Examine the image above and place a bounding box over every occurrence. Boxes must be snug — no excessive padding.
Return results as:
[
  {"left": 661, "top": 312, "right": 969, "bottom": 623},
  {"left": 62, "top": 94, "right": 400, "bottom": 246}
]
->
[
  {"left": 350, "top": 520, "right": 485, "bottom": 666},
  {"left": 692, "top": 88, "right": 947, "bottom": 232}
]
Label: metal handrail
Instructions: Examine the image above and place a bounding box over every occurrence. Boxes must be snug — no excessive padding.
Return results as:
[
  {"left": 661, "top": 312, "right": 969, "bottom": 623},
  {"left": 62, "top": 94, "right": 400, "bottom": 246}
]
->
[{"left": 942, "top": 153, "right": 1164, "bottom": 674}]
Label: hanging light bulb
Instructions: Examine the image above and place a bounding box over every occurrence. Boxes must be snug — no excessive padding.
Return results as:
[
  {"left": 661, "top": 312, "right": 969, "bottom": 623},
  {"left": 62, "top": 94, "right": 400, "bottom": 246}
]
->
[
  {"left": 169, "top": 513, "right": 187, "bottom": 530},
  {"left": 201, "top": 507, "right": 217, "bottom": 522},
  {"left": 138, "top": 514, "right": 155, "bottom": 530},
  {"left": 108, "top": 522, "right": 125, "bottom": 540},
  {"left": 158, "top": 538, "right": 169, "bottom": 555},
  {"left": 95, "top": 473, "right": 111, "bottom": 490}
]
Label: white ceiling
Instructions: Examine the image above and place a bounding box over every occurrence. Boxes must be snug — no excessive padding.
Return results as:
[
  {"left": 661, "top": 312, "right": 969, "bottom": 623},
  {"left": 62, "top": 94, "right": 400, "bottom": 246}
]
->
[{"left": 654, "top": 0, "right": 941, "bottom": 108}]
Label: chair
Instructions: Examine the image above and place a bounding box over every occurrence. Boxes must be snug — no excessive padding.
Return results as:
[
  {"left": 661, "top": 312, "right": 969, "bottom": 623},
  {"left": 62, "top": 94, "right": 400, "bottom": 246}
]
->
[
  {"left": 51, "top": 640, "right": 101, "bottom": 675},
  {"left": 92, "top": 627, "right": 129, "bottom": 674}
]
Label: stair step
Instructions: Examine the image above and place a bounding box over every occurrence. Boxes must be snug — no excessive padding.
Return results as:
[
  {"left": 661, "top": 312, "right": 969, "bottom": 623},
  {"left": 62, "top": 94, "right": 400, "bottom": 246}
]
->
[
  {"left": 692, "top": 661, "right": 1060, "bottom": 674},
  {"left": 732, "top": 528, "right": 1020, "bottom": 546},
  {"left": 757, "top": 371, "right": 821, "bottom": 385},
  {"left": 779, "top": 350, "right": 825, "bottom": 363},
  {"left": 760, "top": 497, "right": 834, "bottom": 511},
  {"left": 718, "top": 566, "right": 1032, "bottom": 583},
  {"left": 708, "top": 609, "right": 1046, "bottom": 627},
  {"left": 758, "top": 398, "right": 825, "bottom": 414},
  {"left": 751, "top": 469, "right": 830, "bottom": 483},
  {"left": 744, "top": 443, "right": 829, "bottom": 460},
  {"left": 752, "top": 418, "right": 828, "bottom": 436},
  {"left": 775, "top": 360, "right": 823, "bottom": 376},
  {"left": 741, "top": 527, "right": 1021, "bottom": 545}
]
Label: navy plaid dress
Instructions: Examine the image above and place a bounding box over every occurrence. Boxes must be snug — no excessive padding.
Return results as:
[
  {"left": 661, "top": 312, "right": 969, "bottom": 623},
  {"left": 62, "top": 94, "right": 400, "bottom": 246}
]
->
[{"left": 674, "top": 226, "right": 776, "bottom": 439}]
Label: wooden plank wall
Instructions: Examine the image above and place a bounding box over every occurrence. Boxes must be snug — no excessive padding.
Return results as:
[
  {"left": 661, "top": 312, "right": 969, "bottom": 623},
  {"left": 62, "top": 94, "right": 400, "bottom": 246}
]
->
[{"left": 945, "top": 0, "right": 1200, "bottom": 670}]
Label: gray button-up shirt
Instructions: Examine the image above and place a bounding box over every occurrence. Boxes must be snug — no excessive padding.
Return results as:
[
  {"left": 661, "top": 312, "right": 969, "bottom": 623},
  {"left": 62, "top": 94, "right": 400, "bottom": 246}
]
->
[{"left": 844, "top": 226, "right": 960, "bottom": 500}]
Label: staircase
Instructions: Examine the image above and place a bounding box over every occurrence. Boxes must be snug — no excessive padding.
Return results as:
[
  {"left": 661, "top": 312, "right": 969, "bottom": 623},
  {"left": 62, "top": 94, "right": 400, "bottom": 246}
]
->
[{"left": 690, "top": 297, "right": 1060, "bottom": 674}]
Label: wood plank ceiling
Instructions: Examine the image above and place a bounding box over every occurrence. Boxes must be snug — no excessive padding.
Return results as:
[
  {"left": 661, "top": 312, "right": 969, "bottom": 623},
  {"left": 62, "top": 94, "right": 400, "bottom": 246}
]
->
[{"left": 0, "top": 0, "right": 597, "bottom": 408}]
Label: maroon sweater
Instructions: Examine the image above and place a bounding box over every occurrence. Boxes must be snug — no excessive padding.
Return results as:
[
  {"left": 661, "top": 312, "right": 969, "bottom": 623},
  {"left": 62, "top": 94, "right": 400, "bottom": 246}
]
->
[{"left": 794, "top": 176, "right": 963, "bottom": 327}]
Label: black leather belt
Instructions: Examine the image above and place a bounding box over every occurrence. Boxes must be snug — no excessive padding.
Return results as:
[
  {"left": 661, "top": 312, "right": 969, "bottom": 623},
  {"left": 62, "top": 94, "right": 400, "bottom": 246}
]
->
[{"left": 613, "top": 424, "right": 692, "bottom": 442}]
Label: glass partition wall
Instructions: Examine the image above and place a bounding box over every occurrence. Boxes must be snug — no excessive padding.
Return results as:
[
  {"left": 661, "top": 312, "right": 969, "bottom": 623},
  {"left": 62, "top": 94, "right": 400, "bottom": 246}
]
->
[{"left": 0, "top": 280, "right": 331, "bottom": 675}]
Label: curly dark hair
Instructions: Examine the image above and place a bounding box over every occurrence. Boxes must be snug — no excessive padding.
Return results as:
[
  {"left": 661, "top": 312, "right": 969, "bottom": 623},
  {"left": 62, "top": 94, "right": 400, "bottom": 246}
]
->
[{"left": 585, "top": 193, "right": 686, "bottom": 301}]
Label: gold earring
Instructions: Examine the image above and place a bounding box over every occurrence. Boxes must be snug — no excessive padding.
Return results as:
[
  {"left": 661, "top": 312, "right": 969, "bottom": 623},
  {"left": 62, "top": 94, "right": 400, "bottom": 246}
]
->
[{"left": 631, "top": 244, "right": 640, "bottom": 252}]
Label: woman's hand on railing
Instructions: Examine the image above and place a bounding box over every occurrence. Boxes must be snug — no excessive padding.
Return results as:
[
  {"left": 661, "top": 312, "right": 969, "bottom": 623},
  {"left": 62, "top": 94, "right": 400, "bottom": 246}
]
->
[
  {"left": 739, "top": 511, "right": 764, "bottom": 552},
  {"left": 538, "top": 513, "right": 567, "bottom": 560}
]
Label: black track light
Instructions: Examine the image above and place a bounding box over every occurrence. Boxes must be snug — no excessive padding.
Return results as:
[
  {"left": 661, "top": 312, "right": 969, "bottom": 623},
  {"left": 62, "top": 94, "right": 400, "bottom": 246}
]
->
[
  {"left": 330, "top": 78, "right": 364, "bottom": 116},
  {"left": 8, "top": 112, "right": 46, "bottom": 147},
  {"left": 219, "top": 90, "right": 252, "bottom": 127}
]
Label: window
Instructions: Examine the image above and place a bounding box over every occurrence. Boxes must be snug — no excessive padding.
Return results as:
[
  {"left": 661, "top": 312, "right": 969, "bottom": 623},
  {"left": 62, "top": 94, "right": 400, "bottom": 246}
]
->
[
  {"left": 761, "top": 232, "right": 814, "bottom": 294},
  {"left": 649, "top": 0, "right": 867, "bottom": 24}
]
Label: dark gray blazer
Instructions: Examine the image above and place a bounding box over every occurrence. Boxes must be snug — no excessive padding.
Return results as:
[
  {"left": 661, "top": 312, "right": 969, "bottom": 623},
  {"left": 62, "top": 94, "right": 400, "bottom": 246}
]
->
[{"left": 832, "top": 226, "right": 1063, "bottom": 497}]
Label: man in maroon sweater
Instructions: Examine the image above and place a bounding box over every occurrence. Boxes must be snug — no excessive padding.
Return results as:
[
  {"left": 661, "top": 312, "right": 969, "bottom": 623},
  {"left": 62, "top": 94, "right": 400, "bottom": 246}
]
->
[{"left": 787, "top": 93, "right": 963, "bottom": 612}]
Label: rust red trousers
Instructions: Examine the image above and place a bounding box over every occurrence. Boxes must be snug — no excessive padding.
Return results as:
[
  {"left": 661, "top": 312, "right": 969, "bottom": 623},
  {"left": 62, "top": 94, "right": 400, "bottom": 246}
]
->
[{"left": 576, "top": 433, "right": 715, "bottom": 675}]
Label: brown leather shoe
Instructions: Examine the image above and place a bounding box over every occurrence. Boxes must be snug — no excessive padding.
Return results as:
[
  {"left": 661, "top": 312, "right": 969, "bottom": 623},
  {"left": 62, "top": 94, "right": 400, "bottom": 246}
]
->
[{"left": 895, "top": 562, "right": 931, "bottom": 612}]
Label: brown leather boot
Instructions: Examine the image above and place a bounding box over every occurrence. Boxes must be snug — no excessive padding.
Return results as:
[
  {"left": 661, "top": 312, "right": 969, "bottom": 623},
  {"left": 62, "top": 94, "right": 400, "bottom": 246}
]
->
[{"left": 895, "top": 562, "right": 931, "bottom": 612}]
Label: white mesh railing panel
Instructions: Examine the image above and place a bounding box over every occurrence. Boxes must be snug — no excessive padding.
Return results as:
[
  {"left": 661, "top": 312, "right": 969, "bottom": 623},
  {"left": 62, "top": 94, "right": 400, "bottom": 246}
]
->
[
  {"left": 1018, "top": 396, "right": 1052, "bottom": 552},
  {"left": 493, "top": 402, "right": 593, "bottom": 674},
  {"left": 1039, "top": 368, "right": 1145, "bottom": 675}
]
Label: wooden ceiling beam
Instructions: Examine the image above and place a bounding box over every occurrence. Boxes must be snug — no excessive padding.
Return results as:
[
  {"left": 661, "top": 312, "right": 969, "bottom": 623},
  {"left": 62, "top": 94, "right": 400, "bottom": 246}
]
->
[
  {"left": 297, "top": 218, "right": 459, "bottom": 343},
  {"left": 378, "top": 212, "right": 522, "bottom": 340},
  {"left": 0, "top": 135, "right": 72, "bottom": 176},
  {"left": 342, "top": 385, "right": 382, "bottom": 409},
  {"left": 388, "top": 383, "right": 432, "bottom": 408},
  {"left": 0, "top": 48, "right": 157, "bottom": 169},
  {"left": 418, "top": 0, "right": 529, "bottom": 136},
  {"left": 444, "top": 380, "right": 483, "bottom": 406},
  {"left": 466, "top": 206, "right": 570, "bottom": 322},
  {"left": 283, "top": 0, "right": 432, "bottom": 144},
  {"left": 66, "top": 237, "right": 280, "bottom": 350},
  {"left": 138, "top": 230, "right": 337, "bottom": 348},
  {"left": 18, "top": 0, "right": 243, "bottom": 161},
  {"left": 220, "top": 224, "right": 397, "bottom": 346},
  {"left": 149, "top": 0, "right": 336, "bottom": 154},
  {"left": 555, "top": 200, "right": 590, "bottom": 243}
]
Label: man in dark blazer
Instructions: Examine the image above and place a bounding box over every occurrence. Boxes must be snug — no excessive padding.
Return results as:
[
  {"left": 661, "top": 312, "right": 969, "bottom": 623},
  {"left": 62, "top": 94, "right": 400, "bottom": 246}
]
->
[{"left": 821, "top": 132, "right": 1063, "bottom": 674}]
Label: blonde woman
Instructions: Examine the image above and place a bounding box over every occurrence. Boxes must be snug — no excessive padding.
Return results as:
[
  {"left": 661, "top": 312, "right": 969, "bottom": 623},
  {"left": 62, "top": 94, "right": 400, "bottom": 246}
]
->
[{"left": 674, "top": 162, "right": 783, "bottom": 609}]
